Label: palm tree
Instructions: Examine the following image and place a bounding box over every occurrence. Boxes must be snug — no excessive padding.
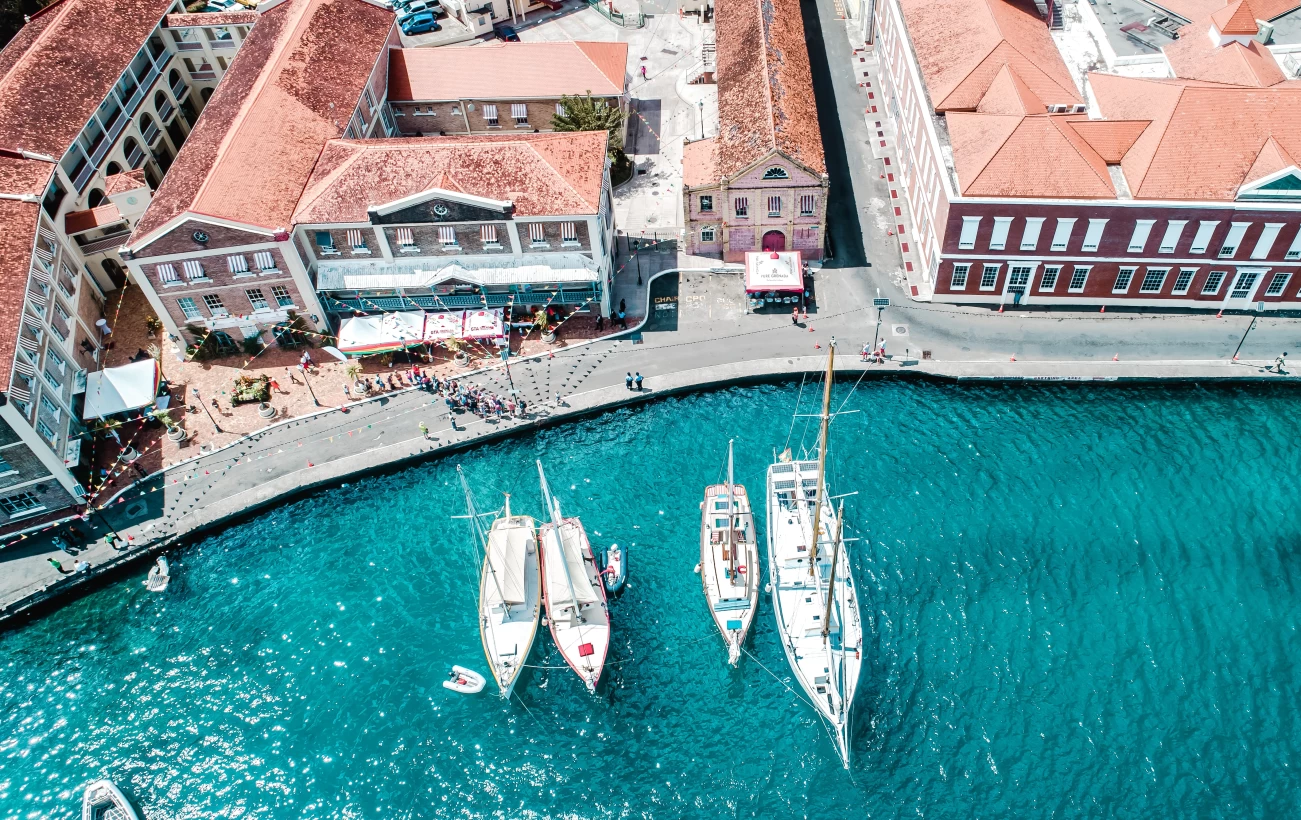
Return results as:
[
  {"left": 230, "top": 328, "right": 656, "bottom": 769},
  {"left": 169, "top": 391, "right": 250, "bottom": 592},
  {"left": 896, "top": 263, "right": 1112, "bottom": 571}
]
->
[{"left": 552, "top": 92, "right": 626, "bottom": 155}]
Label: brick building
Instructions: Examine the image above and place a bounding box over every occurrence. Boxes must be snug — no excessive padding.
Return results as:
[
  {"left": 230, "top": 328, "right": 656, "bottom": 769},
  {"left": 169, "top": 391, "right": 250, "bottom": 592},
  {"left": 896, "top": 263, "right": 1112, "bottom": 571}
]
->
[
  {"left": 0, "top": 0, "right": 231, "bottom": 528},
  {"left": 387, "top": 41, "right": 629, "bottom": 138},
  {"left": 682, "top": 0, "right": 829, "bottom": 262},
  {"left": 874, "top": 0, "right": 1301, "bottom": 308}
]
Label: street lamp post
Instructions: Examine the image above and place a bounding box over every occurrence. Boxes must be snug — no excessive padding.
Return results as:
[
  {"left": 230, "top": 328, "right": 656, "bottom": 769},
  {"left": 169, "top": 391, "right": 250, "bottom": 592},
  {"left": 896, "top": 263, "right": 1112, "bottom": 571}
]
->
[
  {"left": 192, "top": 387, "right": 222, "bottom": 433},
  {"left": 299, "top": 364, "right": 321, "bottom": 406},
  {"left": 871, "top": 288, "right": 888, "bottom": 360},
  {"left": 697, "top": 99, "right": 704, "bottom": 140},
  {"left": 632, "top": 238, "right": 643, "bottom": 286}
]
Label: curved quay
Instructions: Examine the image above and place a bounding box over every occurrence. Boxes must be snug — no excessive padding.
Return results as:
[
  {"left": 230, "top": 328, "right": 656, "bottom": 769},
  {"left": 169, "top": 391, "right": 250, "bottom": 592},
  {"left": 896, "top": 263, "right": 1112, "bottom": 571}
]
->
[{"left": 0, "top": 267, "right": 1296, "bottom": 627}]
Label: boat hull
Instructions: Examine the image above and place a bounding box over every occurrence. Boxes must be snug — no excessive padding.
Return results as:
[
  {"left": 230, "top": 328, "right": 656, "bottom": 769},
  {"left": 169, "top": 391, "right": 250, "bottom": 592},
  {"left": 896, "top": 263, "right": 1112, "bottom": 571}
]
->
[
  {"left": 700, "top": 483, "right": 759, "bottom": 665},
  {"left": 539, "top": 516, "right": 610, "bottom": 691},
  {"left": 83, "top": 779, "right": 139, "bottom": 820},
  {"left": 478, "top": 515, "right": 542, "bottom": 699}
]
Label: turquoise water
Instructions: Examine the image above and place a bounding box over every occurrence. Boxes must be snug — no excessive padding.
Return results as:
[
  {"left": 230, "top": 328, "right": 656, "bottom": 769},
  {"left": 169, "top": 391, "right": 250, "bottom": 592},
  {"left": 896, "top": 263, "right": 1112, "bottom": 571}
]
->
[{"left": 2, "top": 381, "right": 1301, "bottom": 819}]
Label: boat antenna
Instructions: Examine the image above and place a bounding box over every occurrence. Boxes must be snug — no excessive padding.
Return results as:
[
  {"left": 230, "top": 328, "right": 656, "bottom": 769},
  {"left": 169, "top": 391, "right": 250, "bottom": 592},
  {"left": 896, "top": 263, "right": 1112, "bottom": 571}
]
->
[
  {"left": 822, "top": 499, "right": 845, "bottom": 641},
  {"left": 458, "top": 466, "right": 509, "bottom": 611},
  {"left": 808, "top": 340, "right": 835, "bottom": 575},
  {"left": 727, "top": 439, "right": 736, "bottom": 576}
]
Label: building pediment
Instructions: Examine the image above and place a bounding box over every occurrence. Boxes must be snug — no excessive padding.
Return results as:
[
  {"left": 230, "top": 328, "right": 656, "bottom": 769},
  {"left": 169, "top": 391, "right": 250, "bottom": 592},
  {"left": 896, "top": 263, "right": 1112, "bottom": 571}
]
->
[
  {"left": 369, "top": 188, "right": 514, "bottom": 225},
  {"left": 1238, "top": 166, "right": 1301, "bottom": 201}
]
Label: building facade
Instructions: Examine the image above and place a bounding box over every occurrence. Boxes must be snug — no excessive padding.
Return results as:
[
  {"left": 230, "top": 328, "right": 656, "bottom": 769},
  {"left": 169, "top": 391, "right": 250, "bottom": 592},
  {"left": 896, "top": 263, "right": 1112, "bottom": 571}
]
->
[
  {"left": 386, "top": 42, "right": 629, "bottom": 137},
  {"left": 0, "top": 0, "right": 236, "bottom": 529},
  {"left": 874, "top": 0, "right": 1301, "bottom": 308},
  {"left": 682, "top": 0, "right": 829, "bottom": 261}
]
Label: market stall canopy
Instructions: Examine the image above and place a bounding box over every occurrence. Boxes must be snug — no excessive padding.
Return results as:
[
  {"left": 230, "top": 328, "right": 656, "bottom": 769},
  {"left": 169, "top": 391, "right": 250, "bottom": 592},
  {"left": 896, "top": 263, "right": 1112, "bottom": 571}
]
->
[
  {"left": 463, "top": 309, "right": 504, "bottom": 340},
  {"left": 744, "top": 250, "right": 804, "bottom": 293},
  {"left": 337, "top": 312, "right": 426, "bottom": 355},
  {"left": 423, "top": 311, "right": 465, "bottom": 341},
  {"left": 81, "top": 359, "right": 160, "bottom": 420}
]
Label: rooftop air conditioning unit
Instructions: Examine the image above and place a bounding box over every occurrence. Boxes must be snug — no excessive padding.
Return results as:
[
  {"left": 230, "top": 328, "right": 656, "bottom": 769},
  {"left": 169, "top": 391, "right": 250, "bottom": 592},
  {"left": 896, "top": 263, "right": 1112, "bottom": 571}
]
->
[{"left": 1256, "top": 20, "right": 1275, "bottom": 44}]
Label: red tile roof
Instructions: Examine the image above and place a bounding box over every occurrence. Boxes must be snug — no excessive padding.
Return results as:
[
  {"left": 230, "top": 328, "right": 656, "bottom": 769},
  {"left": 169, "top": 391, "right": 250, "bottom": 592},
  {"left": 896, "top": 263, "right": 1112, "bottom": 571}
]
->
[
  {"left": 64, "top": 203, "right": 125, "bottom": 235},
  {"left": 1165, "top": 21, "right": 1285, "bottom": 86},
  {"left": 714, "top": 0, "right": 825, "bottom": 177},
  {"left": 104, "top": 168, "right": 149, "bottom": 197},
  {"left": 947, "top": 112, "right": 1115, "bottom": 197},
  {"left": 1243, "top": 135, "right": 1296, "bottom": 184},
  {"left": 0, "top": 155, "right": 52, "bottom": 389},
  {"left": 130, "top": 0, "right": 395, "bottom": 247},
  {"left": 1210, "top": 0, "right": 1260, "bottom": 32},
  {"left": 1091, "top": 73, "right": 1301, "bottom": 199},
  {"left": 165, "top": 10, "right": 261, "bottom": 26},
  {"left": 1156, "top": 0, "right": 1301, "bottom": 23},
  {"left": 388, "top": 41, "right": 627, "bottom": 102},
  {"left": 1066, "top": 119, "right": 1152, "bottom": 162},
  {"left": 0, "top": 0, "right": 175, "bottom": 159},
  {"left": 975, "top": 64, "right": 1047, "bottom": 115},
  {"left": 897, "top": 0, "right": 1080, "bottom": 112},
  {"left": 292, "top": 131, "right": 609, "bottom": 223},
  {"left": 682, "top": 138, "right": 720, "bottom": 188}
]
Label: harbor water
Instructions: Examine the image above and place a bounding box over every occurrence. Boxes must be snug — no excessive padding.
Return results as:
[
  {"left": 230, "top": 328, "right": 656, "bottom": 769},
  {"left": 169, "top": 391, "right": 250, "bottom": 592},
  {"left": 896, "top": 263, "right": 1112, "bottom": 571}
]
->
[{"left": 2, "top": 381, "right": 1300, "bottom": 818}]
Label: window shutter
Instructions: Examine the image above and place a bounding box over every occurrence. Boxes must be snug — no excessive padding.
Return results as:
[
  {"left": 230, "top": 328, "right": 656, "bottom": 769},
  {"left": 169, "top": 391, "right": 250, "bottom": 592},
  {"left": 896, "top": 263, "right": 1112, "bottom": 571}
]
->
[
  {"left": 481, "top": 225, "right": 497, "bottom": 243},
  {"left": 1158, "top": 220, "right": 1187, "bottom": 253},
  {"left": 182, "top": 260, "right": 204, "bottom": 280},
  {"left": 511, "top": 103, "right": 527, "bottom": 119},
  {"left": 439, "top": 226, "right": 457, "bottom": 244},
  {"left": 1127, "top": 220, "right": 1155, "bottom": 253},
  {"left": 1219, "top": 222, "right": 1250, "bottom": 257},
  {"left": 227, "top": 254, "right": 248, "bottom": 273},
  {"left": 483, "top": 104, "right": 498, "bottom": 120},
  {"left": 561, "top": 222, "right": 577, "bottom": 242},
  {"left": 529, "top": 223, "right": 545, "bottom": 243},
  {"left": 1081, "top": 219, "right": 1107, "bottom": 252},
  {"left": 1050, "top": 218, "right": 1076, "bottom": 251},
  {"left": 397, "top": 227, "right": 415, "bottom": 246},
  {"left": 157, "top": 263, "right": 178, "bottom": 283},
  {"left": 254, "top": 251, "right": 276, "bottom": 270},
  {"left": 959, "top": 216, "right": 981, "bottom": 249},
  {"left": 989, "top": 217, "right": 1013, "bottom": 251},
  {"left": 1190, "top": 221, "right": 1219, "bottom": 254},
  {"left": 1251, "top": 223, "right": 1284, "bottom": 259},
  {"left": 1020, "top": 217, "right": 1045, "bottom": 251}
]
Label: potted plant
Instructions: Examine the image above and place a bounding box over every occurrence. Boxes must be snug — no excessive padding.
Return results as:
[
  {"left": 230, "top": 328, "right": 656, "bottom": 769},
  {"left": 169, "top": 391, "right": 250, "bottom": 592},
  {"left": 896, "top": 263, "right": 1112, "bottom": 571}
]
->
[
  {"left": 446, "top": 337, "right": 471, "bottom": 367},
  {"left": 150, "top": 408, "right": 188, "bottom": 443},
  {"left": 144, "top": 316, "right": 163, "bottom": 339},
  {"left": 345, "top": 362, "right": 367, "bottom": 393},
  {"left": 231, "top": 374, "right": 271, "bottom": 405},
  {"left": 257, "top": 401, "right": 276, "bottom": 419}
]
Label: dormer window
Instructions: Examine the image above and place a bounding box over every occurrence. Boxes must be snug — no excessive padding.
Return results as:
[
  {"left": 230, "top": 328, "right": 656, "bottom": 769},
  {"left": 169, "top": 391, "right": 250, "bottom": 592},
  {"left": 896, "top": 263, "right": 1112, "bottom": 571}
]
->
[{"left": 762, "top": 166, "right": 789, "bottom": 180}]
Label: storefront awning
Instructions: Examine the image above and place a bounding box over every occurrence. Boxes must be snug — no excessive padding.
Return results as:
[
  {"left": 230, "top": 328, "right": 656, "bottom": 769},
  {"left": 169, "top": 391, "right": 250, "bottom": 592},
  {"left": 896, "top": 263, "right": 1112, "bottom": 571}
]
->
[
  {"left": 337, "top": 311, "right": 426, "bottom": 355},
  {"left": 463, "top": 309, "right": 504, "bottom": 339},
  {"left": 81, "top": 359, "right": 159, "bottom": 420},
  {"left": 744, "top": 250, "right": 804, "bottom": 293},
  {"left": 423, "top": 311, "right": 464, "bottom": 341}
]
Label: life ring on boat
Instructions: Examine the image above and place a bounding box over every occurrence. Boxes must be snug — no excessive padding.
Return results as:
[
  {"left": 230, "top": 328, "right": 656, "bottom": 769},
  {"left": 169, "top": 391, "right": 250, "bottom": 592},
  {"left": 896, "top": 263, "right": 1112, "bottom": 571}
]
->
[{"left": 737, "top": 566, "right": 746, "bottom": 573}]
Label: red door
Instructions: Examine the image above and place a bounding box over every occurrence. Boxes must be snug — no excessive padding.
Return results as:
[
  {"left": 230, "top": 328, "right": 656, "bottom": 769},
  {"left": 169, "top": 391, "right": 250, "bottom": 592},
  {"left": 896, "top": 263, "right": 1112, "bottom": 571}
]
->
[{"left": 762, "top": 230, "right": 785, "bottom": 252}]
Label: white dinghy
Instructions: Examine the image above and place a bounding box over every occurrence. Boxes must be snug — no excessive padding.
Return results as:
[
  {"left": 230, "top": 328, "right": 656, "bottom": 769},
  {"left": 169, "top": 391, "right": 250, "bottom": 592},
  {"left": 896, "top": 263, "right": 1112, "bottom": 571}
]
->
[
  {"left": 82, "top": 779, "right": 139, "bottom": 820},
  {"left": 442, "top": 665, "right": 486, "bottom": 694},
  {"left": 766, "top": 341, "right": 864, "bottom": 767},
  {"left": 536, "top": 460, "right": 610, "bottom": 692},
  {"left": 456, "top": 468, "right": 542, "bottom": 698},
  {"left": 700, "top": 439, "right": 759, "bottom": 665},
  {"left": 144, "top": 556, "right": 169, "bottom": 592}
]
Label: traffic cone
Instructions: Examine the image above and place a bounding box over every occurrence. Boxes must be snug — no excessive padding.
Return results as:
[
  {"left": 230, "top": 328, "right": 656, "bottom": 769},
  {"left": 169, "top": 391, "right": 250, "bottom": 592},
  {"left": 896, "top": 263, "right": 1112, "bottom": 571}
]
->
[
  {"left": 1009, "top": 353, "right": 1017, "bottom": 362},
  {"left": 998, "top": 304, "right": 1004, "bottom": 314},
  {"left": 1100, "top": 305, "right": 1106, "bottom": 313},
  {"left": 1216, "top": 310, "right": 1223, "bottom": 319},
  {"left": 815, "top": 342, "right": 821, "bottom": 349},
  {"left": 808, "top": 326, "right": 814, "bottom": 332},
  {"left": 1112, "top": 353, "right": 1119, "bottom": 361},
  {"left": 1233, "top": 353, "right": 1239, "bottom": 361}
]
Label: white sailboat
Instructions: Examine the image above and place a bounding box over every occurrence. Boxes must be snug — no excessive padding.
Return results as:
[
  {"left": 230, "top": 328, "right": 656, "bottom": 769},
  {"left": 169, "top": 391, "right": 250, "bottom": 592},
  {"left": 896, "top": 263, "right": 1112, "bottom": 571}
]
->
[
  {"left": 536, "top": 460, "right": 610, "bottom": 691},
  {"left": 765, "top": 341, "right": 864, "bottom": 767},
  {"left": 457, "top": 468, "right": 541, "bottom": 699},
  {"left": 700, "top": 439, "right": 759, "bottom": 665}
]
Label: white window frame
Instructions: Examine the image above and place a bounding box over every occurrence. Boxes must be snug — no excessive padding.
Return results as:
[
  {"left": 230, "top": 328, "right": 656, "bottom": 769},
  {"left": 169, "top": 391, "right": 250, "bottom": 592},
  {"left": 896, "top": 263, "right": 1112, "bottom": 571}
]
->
[
  {"left": 1158, "top": 220, "right": 1187, "bottom": 254},
  {"left": 227, "top": 254, "right": 249, "bottom": 274},
  {"left": 560, "top": 222, "right": 578, "bottom": 244},
  {"left": 1190, "top": 221, "right": 1219, "bottom": 254},
  {"left": 438, "top": 226, "right": 458, "bottom": 248},
  {"left": 989, "top": 217, "right": 1013, "bottom": 251},
  {"left": 271, "top": 285, "right": 294, "bottom": 308},
  {"left": 182, "top": 260, "right": 206, "bottom": 281},
  {"left": 203, "top": 293, "right": 227, "bottom": 317},
  {"left": 1201, "top": 270, "right": 1226, "bottom": 295},
  {"left": 528, "top": 223, "right": 546, "bottom": 245},
  {"left": 1113, "top": 267, "right": 1136, "bottom": 293},
  {"left": 483, "top": 104, "right": 499, "bottom": 126},
  {"left": 1265, "top": 272, "right": 1292, "bottom": 296},
  {"left": 510, "top": 103, "right": 528, "bottom": 126},
  {"left": 699, "top": 195, "right": 713, "bottom": 212},
  {"left": 1082, "top": 218, "right": 1108, "bottom": 252},
  {"left": 700, "top": 225, "right": 716, "bottom": 243},
  {"left": 1020, "top": 217, "right": 1045, "bottom": 251},
  {"left": 1127, "top": 220, "right": 1155, "bottom": 253},
  {"left": 959, "top": 216, "right": 981, "bottom": 250},
  {"left": 1068, "top": 266, "right": 1090, "bottom": 293},
  {"left": 1218, "top": 222, "right": 1250, "bottom": 258},
  {"left": 1039, "top": 265, "right": 1061, "bottom": 292},
  {"left": 178, "top": 296, "right": 201, "bottom": 320},
  {"left": 1139, "top": 268, "right": 1168, "bottom": 293},
  {"left": 1251, "top": 223, "right": 1284, "bottom": 260},
  {"left": 253, "top": 251, "right": 277, "bottom": 272},
  {"left": 1285, "top": 228, "right": 1301, "bottom": 260},
  {"left": 949, "top": 263, "right": 970, "bottom": 290},
  {"left": 1050, "top": 218, "right": 1076, "bottom": 251},
  {"left": 978, "top": 263, "right": 1000, "bottom": 291},
  {"left": 246, "top": 287, "right": 269, "bottom": 311},
  {"left": 1171, "top": 268, "right": 1196, "bottom": 295}
]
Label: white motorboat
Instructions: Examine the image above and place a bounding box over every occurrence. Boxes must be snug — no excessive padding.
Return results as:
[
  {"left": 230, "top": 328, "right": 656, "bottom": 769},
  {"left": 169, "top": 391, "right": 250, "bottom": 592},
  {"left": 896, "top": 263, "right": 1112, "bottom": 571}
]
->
[
  {"left": 601, "top": 543, "right": 626, "bottom": 595},
  {"left": 700, "top": 439, "right": 759, "bottom": 665},
  {"left": 536, "top": 460, "right": 610, "bottom": 692},
  {"left": 456, "top": 470, "right": 541, "bottom": 698},
  {"left": 766, "top": 341, "right": 864, "bottom": 767},
  {"left": 144, "top": 556, "right": 169, "bottom": 592},
  {"left": 442, "top": 665, "right": 486, "bottom": 694},
  {"left": 82, "top": 779, "right": 139, "bottom": 820}
]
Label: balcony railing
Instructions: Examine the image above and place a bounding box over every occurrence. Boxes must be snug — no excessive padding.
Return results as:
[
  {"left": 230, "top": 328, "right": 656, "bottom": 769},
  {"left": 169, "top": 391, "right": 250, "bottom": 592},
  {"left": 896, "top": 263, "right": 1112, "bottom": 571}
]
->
[
  {"left": 176, "top": 41, "right": 205, "bottom": 51},
  {"left": 211, "top": 39, "right": 236, "bottom": 49},
  {"left": 190, "top": 71, "right": 217, "bottom": 81},
  {"left": 171, "top": 82, "right": 190, "bottom": 102},
  {"left": 125, "top": 144, "right": 146, "bottom": 167},
  {"left": 71, "top": 53, "right": 166, "bottom": 191},
  {"left": 76, "top": 231, "right": 132, "bottom": 255},
  {"left": 141, "top": 122, "right": 161, "bottom": 145},
  {"left": 157, "top": 100, "right": 175, "bottom": 122},
  {"left": 327, "top": 290, "right": 599, "bottom": 313}
]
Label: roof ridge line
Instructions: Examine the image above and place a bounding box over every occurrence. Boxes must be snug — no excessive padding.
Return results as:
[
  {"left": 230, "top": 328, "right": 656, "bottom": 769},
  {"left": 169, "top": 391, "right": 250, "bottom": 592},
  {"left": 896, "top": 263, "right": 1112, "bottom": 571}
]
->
[
  {"left": 755, "top": 0, "right": 778, "bottom": 156},
  {"left": 960, "top": 112, "right": 1020, "bottom": 188},
  {"left": 1130, "top": 83, "right": 1186, "bottom": 196},
  {"left": 0, "top": 0, "right": 80, "bottom": 119},
  {"left": 1048, "top": 115, "right": 1113, "bottom": 190},
  {"left": 297, "top": 141, "right": 368, "bottom": 218},
  {"left": 1002, "top": 41, "right": 1082, "bottom": 102},
  {"left": 572, "top": 41, "right": 622, "bottom": 94},
  {"left": 937, "top": 39, "right": 1002, "bottom": 109},
  {"left": 526, "top": 133, "right": 602, "bottom": 211}
]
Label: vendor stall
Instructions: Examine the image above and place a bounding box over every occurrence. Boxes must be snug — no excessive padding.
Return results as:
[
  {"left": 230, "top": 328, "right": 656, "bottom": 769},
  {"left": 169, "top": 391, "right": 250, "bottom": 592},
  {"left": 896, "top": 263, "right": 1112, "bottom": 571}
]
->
[
  {"left": 423, "top": 311, "right": 465, "bottom": 342},
  {"left": 81, "top": 359, "right": 160, "bottom": 420},
  {"left": 744, "top": 250, "right": 805, "bottom": 312},
  {"left": 462, "top": 309, "right": 506, "bottom": 343},
  {"left": 337, "top": 311, "right": 426, "bottom": 355}
]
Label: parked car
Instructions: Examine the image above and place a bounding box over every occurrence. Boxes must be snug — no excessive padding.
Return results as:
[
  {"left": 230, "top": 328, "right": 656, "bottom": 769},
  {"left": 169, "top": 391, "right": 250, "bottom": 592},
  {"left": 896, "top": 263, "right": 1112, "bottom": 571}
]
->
[
  {"left": 494, "top": 24, "right": 520, "bottom": 41},
  {"left": 394, "top": 0, "right": 440, "bottom": 12},
  {"left": 401, "top": 10, "right": 441, "bottom": 34},
  {"left": 397, "top": 1, "right": 434, "bottom": 18}
]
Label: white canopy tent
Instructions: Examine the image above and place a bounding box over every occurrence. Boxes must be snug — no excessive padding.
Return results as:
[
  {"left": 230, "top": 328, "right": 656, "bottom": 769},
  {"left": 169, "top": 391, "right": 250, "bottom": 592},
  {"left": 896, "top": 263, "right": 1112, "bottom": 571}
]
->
[
  {"left": 423, "top": 311, "right": 464, "bottom": 341},
  {"left": 744, "top": 250, "right": 804, "bottom": 293},
  {"left": 463, "top": 309, "right": 504, "bottom": 340},
  {"left": 337, "top": 311, "right": 426, "bottom": 355},
  {"left": 81, "top": 359, "right": 159, "bottom": 420}
]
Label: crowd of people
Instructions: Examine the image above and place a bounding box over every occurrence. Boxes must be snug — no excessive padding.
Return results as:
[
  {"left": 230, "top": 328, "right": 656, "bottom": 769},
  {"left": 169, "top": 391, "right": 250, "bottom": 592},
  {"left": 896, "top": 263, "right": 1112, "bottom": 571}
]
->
[{"left": 366, "top": 364, "right": 533, "bottom": 423}]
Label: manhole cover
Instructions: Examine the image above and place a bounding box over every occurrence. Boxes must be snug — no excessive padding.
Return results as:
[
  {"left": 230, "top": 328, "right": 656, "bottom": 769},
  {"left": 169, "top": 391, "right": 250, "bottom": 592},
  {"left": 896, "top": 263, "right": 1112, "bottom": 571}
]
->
[
  {"left": 892, "top": 325, "right": 909, "bottom": 336},
  {"left": 646, "top": 214, "right": 658, "bottom": 223},
  {"left": 124, "top": 501, "right": 148, "bottom": 519}
]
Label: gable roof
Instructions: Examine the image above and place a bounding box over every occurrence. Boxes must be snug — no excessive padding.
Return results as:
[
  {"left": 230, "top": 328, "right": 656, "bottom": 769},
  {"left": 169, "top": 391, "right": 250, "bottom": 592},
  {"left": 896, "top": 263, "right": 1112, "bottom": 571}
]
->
[
  {"left": 947, "top": 112, "right": 1114, "bottom": 197},
  {"left": 387, "top": 41, "right": 628, "bottom": 102},
  {"left": 714, "top": 0, "right": 825, "bottom": 177},
  {"left": 292, "top": 132, "right": 609, "bottom": 223},
  {"left": 897, "top": 0, "right": 1080, "bottom": 112},
  {"left": 1243, "top": 136, "right": 1297, "bottom": 184},
  {"left": 1155, "top": 0, "right": 1301, "bottom": 23},
  {"left": 1210, "top": 0, "right": 1259, "bottom": 33},
  {"left": 1066, "top": 119, "right": 1152, "bottom": 162},
  {"left": 129, "top": 0, "right": 395, "bottom": 248},
  {"left": 976, "top": 64, "right": 1047, "bottom": 114},
  {"left": 682, "top": 138, "right": 720, "bottom": 187},
  {"left": 1164, "top": 23, "right": 1285, "bottom": 86}
]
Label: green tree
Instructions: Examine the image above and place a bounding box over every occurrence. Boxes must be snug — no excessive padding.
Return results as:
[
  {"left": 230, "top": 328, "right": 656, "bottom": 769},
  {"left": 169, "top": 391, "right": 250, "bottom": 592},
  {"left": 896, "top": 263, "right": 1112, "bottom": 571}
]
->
[{"left": 552, "top": 92, "right": 626, "bottom": 155}]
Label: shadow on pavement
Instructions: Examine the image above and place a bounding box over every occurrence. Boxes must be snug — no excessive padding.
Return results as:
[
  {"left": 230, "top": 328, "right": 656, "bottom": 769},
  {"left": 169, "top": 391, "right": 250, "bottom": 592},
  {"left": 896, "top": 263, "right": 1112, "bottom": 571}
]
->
[
  {"left": 801, "top": 0, "right": 868, "bottom": 269},
  {"left": 644, "top": 273, "right": 680, "bottom": 333}
]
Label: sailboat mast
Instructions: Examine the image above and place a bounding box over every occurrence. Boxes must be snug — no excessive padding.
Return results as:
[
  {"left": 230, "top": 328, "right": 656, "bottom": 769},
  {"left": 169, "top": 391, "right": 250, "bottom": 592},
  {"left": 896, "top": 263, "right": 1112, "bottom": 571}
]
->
[
  {"left": 458, "top": 466, "right": 508, "bottom": 607},
  {"left": 536, "top": 460, "right": 586, "bottom": 630},
  {"left": 727, "top": 439, "right": 736, "bottom": 575},
  {"left": 822, "top": 500, "right": 845, "bottom": 640},
  {"left": 808, "top": 343, "right": 835, "bottom": 576}
]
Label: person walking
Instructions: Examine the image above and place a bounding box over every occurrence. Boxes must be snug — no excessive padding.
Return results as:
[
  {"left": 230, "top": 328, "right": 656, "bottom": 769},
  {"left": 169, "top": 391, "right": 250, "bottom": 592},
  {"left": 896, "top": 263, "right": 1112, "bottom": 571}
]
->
[
  {"left": 792, "top": 307, "right": 800, "bottom": 326},
  {"left": 861, "top": 342, "right": 871, "bottom": 362},
  {"left": 270, "top": 378, "right": 283, "bottom": 394},
  {"left": 48, "top": 557, "right": 69, "bottom": 574},
  {"left": 626, "top": 372, "right": 634, "bottom": 391},
  {"left": 419, "top": 422, "right": 430, "bottom": 440},
  {"left": 619, "top": 298, "right": 626, "bottom": 315},
  {"left": 1272, "top": 352, "right": 1288, "bottom": 373},
  {"left": 287, "top": 367, "right": 302, "bottom": 385},
  {"left": 634, "top": 372, "right": 644, "bottom": 391},
  {"left": 343, "top": 383, "right": 351, "bottom": 399},
  {"left": 75, "top": 559, "right": 91, "bottom": 573},
  {"left": 596, "top": 314, "right": 605, "bottom": 334}
]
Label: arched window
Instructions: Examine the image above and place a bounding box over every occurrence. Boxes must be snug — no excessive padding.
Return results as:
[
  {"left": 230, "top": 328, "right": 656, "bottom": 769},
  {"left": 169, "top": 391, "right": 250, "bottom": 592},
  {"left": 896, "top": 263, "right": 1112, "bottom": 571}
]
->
[
  {"left": 168, "top": 69, "right": 182, "bottom": 89},
  {"left": 86, "top": 188, "right": 105, "bottom": 208},
  {"left": 139, "top": 113, "right": 156, "bottom": 142},
  {"left": 122, "top": 137, "right": 143, "bottom": 169},
  {"left": 105, "top": 162, "right": 122, "bottom": 177},
  {"left": 201, "top": 87, "right": 213, "bottom": 102},
  {"left": 100, "top": 258, "right": 125, "bottom": 287},
  {"left": 762, "top": 166, "right": 789, "bottom": 180},
  {"left": 154, "top": 89, "right": 169, "bottom": 113}
]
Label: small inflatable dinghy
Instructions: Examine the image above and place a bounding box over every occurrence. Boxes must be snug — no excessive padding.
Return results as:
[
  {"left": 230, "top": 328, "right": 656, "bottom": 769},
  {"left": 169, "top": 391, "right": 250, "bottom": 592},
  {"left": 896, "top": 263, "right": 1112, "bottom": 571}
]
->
[
  {"left": 144, "top": 557, "right": 170, "bottom": 593},
  {"left": 442, "top": 665, "right": 486, "bottom": 694},
  {"left": 82, "top": 779, "right": 139, "bottom": 820},
  {"left": 601, "top": 543, "right": 627, "bottom": 595}
]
